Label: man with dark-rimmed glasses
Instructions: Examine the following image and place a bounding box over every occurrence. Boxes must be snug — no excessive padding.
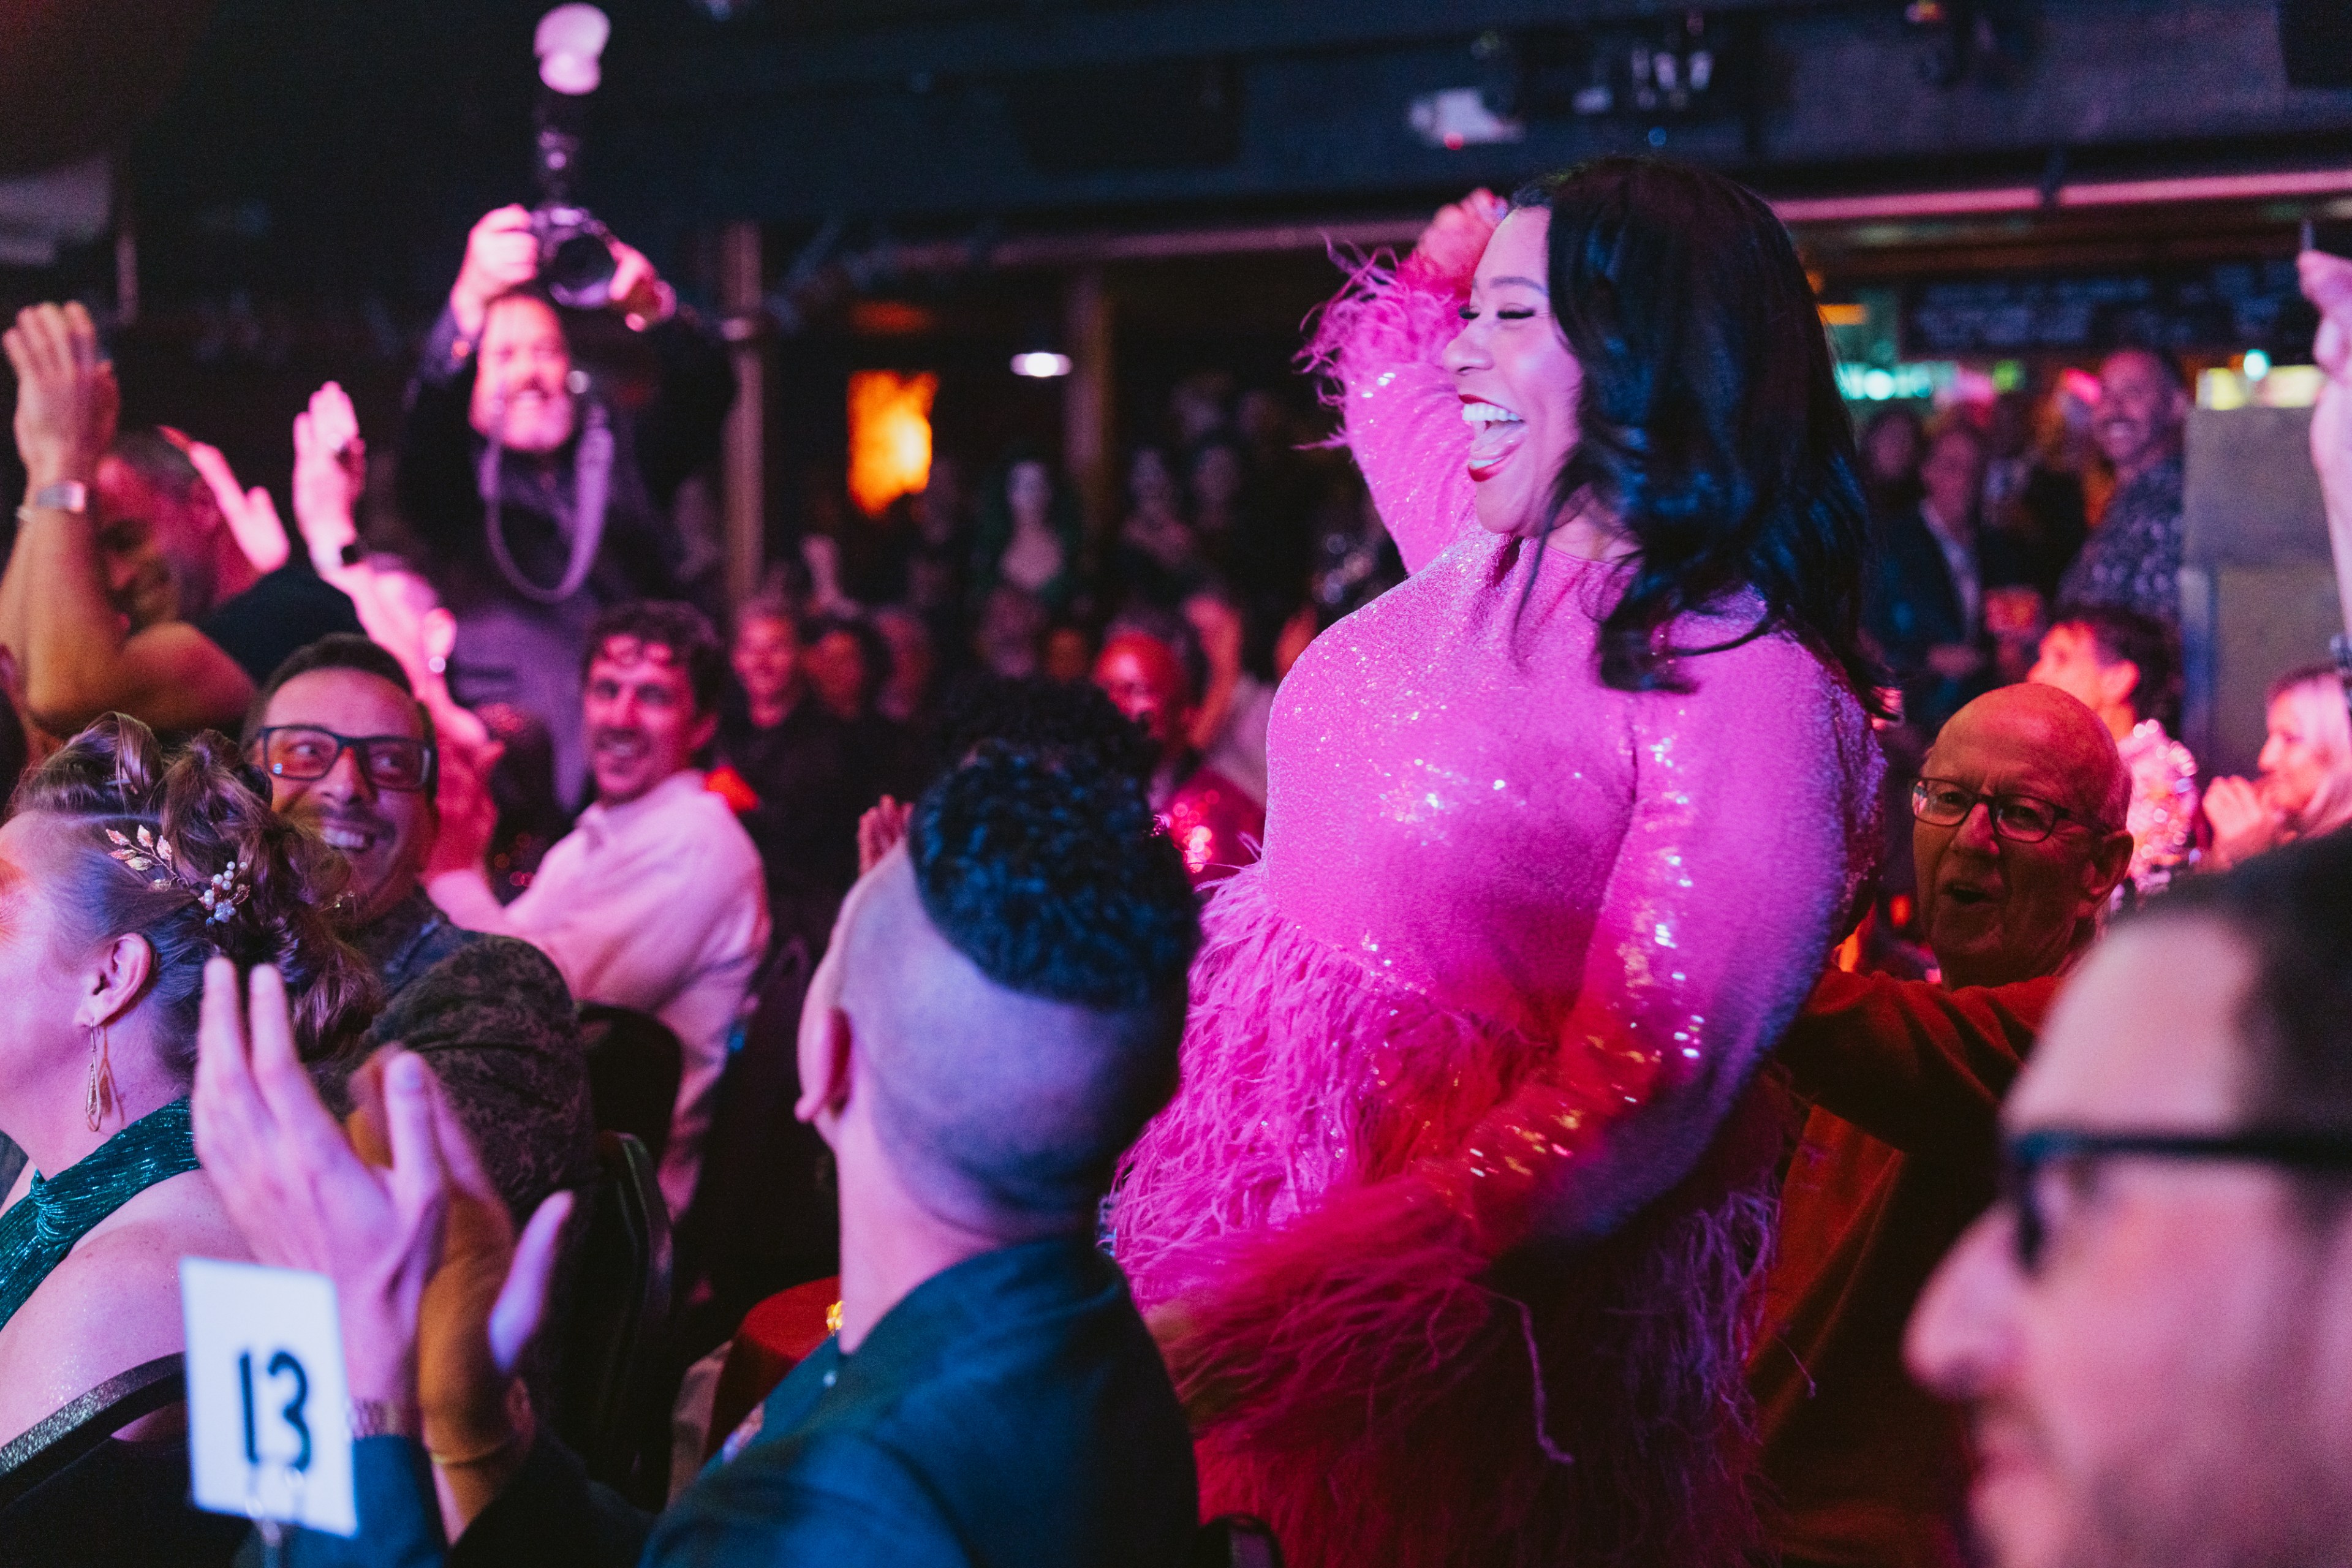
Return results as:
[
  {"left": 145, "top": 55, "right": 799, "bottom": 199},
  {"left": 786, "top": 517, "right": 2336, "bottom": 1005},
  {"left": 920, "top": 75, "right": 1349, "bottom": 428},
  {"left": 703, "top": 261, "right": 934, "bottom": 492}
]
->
[
  {"left": 241, "top": 632, "right": 594, "bottom": 1229},
  {"left": 1907, "top": 824, "right": 2352, "bottom": 1568},
  {"left": 1756, "top": 684, "right": 2136, "bottom": 1568}
]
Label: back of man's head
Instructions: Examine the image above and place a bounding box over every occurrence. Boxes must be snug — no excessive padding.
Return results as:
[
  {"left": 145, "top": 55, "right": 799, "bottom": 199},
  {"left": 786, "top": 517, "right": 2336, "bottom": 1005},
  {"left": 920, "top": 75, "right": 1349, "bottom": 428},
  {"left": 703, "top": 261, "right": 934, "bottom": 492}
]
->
[
  {"left": 838, "top": 746, "right": 1200, "bottom": 1232},
  {"left": 2131, "top": 827, "right": 2352, "bottom": 1139}
]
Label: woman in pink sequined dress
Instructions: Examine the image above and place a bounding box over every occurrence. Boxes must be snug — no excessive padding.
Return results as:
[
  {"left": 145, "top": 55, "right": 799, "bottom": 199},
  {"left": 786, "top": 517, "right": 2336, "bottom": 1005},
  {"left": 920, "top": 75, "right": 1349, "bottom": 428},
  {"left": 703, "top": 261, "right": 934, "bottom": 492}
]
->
[{"left": 1111, "top": 160, "right": 1886, "bottom": 1568}]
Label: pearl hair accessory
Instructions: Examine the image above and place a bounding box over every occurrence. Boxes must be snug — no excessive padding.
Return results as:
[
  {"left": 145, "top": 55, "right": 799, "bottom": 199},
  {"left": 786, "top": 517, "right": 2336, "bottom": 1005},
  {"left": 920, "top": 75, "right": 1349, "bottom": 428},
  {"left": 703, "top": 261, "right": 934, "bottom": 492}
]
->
[{"left": 105, "top": 826, "right": 252, "bottom": 925}]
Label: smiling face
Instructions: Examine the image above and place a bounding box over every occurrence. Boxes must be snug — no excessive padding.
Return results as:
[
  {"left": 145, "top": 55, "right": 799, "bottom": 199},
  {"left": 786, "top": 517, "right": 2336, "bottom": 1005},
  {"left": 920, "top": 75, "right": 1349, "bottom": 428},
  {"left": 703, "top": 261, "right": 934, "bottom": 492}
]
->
[
  {"left": 470, "top": 293, "right": 577, "bottom": 455},
  {"left": 1439, "top": 208, "right": 1584, "bottom": 538},
  {"left": 1913, "top": 687, "right": 2131, "bottom": 989},
  {"left": 583, "top": 636, "right": 716, "bottom": 807},
  {"left": 730, "top": 612, "right": 798, "bottom": 714},
  {"left": 93, "top": 455, "right": 208, "bottom": 628},
  {"left": 2092, "top": 350, "right": 2186, "bottom": 477},
  {"left": 258, "top": 668, "right": 436, "bottom": 927}
]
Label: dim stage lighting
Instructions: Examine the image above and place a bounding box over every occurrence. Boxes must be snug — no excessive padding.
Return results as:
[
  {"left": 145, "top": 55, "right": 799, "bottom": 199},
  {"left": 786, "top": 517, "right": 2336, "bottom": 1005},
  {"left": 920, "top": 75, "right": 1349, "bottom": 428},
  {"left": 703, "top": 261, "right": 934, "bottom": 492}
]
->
[{"left": 1011, "top": 351, "right": 1073, "bottom": 378}]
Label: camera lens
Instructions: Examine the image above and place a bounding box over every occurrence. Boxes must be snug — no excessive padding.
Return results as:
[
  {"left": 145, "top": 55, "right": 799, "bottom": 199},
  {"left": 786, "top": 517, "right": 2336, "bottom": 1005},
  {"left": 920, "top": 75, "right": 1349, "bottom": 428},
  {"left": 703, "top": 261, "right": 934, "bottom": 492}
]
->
[{"left": 545, "top": 231, "right": 616, "bottom": 308}]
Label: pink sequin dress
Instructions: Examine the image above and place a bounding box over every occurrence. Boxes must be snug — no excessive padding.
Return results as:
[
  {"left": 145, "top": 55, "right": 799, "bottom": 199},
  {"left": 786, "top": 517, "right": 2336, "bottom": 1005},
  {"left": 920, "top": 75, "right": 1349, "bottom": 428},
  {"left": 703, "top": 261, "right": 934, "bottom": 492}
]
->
[{"left": 1111, "top": 254, "right": 1885, "bottom": 1568}]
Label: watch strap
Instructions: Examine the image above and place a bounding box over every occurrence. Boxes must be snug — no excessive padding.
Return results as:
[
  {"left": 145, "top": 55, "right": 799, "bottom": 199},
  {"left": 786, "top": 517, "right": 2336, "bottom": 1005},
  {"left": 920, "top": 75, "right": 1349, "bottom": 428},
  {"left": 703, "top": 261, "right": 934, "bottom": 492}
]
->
[{"left": 30, "top": 480, "right": 88, "bottom": 513}]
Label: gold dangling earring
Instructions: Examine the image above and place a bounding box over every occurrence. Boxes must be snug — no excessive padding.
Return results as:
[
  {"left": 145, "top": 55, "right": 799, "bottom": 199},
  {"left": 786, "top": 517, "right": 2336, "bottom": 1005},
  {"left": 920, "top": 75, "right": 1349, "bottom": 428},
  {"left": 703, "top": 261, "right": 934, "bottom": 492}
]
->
[{"left": 84, "top": 1023, "right": 113, "bottom": 1133}]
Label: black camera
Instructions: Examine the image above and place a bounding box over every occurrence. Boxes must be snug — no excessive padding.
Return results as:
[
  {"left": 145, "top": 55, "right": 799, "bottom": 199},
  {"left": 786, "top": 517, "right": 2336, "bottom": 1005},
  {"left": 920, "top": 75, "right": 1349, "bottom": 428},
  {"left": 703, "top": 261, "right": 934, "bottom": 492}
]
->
[{"left": 531, "top": 5, "right": 616, "bottom": 309}]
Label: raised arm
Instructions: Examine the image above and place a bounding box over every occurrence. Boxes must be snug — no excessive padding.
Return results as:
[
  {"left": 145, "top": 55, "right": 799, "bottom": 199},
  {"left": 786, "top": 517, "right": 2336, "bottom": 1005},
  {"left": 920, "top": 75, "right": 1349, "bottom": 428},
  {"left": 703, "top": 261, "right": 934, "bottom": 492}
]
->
[
  {"left": 2299, "top": 247, "right": 2352, "bottom": 641},
  {"left": 3, "top": 303, "right": 252, "bottom": 735},
  {"left": 1305, "top": 192, "right": 1503, "bottom": 573}
]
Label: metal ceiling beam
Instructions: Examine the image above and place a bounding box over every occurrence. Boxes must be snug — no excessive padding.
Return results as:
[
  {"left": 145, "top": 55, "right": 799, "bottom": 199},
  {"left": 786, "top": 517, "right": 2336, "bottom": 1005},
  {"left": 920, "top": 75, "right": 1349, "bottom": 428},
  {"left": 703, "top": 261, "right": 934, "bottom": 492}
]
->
[{"left": 637, "top": 0, "right": 1837, "bottom": 102}]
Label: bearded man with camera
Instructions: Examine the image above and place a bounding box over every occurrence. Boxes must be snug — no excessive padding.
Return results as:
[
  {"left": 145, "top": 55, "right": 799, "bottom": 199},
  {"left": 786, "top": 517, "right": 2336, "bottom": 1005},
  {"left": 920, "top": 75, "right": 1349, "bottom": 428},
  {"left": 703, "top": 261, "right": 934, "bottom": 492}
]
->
[{"left": 395, "top": 203, "right": 735, "bottom": 807}]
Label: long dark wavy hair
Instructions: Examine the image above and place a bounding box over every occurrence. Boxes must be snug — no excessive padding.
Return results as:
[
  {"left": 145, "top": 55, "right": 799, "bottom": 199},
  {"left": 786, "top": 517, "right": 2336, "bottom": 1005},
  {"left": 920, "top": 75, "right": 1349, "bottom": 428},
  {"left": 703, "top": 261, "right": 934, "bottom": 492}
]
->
[{"left": 1513, "top": 157, "right": 1883, "bottom": 712}]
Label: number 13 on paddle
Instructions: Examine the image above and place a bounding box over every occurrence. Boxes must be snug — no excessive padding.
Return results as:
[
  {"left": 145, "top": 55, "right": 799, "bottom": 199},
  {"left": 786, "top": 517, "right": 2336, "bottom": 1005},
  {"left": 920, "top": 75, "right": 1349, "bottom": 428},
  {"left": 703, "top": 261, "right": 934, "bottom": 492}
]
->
[{"left": 180, "top": 1258, "right": 359, "bottom": 1537}]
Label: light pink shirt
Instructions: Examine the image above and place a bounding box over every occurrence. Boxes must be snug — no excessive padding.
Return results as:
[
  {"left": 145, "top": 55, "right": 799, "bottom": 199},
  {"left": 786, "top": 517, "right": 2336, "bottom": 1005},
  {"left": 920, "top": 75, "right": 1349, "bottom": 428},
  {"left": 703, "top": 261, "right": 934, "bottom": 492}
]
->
[{"left": 429, "top": 769, "right": 769, "bottom": 1218}]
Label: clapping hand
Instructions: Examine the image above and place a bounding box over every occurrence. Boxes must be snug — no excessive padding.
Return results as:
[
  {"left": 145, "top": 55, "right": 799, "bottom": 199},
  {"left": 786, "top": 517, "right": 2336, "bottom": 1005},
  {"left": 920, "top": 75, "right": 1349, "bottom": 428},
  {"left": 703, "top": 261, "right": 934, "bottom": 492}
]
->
[
  {"left": 5, "top": 302, "right": 118, "bottom": 493},
  {"left": 173, "top": 435, "right": 292, "bottom": 576},
  {"left": 2201, "top": 774, "right": 2283, "bottom": 872},
  {"left": 191, "top": 960, "right": 570, "bottom": 1422},
  {"left": 191, "top": 959, "right": 447, "bottom": 1406},
  {"left": 291, "top": 381, "right": 368, "bottom": 572}
]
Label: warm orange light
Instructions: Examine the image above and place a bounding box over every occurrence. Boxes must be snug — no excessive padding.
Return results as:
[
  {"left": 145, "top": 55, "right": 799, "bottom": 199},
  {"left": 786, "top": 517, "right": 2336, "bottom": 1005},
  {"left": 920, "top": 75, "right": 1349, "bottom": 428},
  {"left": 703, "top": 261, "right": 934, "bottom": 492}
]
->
[{"left": 847, "top": 370, "right": 937, "bottom": 517}]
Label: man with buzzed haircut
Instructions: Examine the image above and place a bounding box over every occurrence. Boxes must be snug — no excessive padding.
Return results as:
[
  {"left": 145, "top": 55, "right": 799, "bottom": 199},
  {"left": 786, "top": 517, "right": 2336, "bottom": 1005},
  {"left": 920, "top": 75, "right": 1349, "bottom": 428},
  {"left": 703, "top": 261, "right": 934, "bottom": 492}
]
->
[
  {"left": 194, "top": 745, "right": 1203, "bottom": 1568},
  {"left": 1755, "top": 685, "right": 2135, "bottom": 1568}
]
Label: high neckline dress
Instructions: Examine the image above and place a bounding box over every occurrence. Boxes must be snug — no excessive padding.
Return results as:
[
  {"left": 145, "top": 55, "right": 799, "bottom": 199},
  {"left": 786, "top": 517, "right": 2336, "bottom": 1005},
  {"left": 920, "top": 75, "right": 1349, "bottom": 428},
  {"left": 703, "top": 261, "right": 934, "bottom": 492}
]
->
[{"left": 1110, "top": 255, "right": 1885, "bottom": 1568}]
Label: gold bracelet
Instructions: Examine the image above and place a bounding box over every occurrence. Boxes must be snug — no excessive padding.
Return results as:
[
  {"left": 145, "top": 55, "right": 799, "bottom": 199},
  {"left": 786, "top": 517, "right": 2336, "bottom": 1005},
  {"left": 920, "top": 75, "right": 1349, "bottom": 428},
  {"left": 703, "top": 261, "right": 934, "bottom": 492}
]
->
[{"left": 426, "top": 1425, "right": 528, "bottom": 1468}]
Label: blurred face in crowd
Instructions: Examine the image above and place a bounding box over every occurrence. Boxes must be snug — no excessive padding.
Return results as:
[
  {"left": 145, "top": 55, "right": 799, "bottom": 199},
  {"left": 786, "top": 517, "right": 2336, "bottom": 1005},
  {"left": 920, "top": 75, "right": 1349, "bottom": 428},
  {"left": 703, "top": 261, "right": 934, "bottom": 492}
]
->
[
  {"left": 1007, "top": 461, "right": 1053, "bottom": 530},
  {"left": 872, "top": 609, "right": 934, "bottom": 717},
  {"left": 1129, "top": 448, "right": 1179, "bottom": 516},
  {"left": 731, "top": 612, "right": 798, "bottom": 715},
  {"left": 1094, "top": 633, "right": 1192, "bottom": 756},
  {"left": 1864, "top": 413, "right": 1924, "bottom": 486},
  {"left": 2027, "top": 623, "right": 2140, "bottom": 732},
  {"left": 92, "top": 457, "right": 210, "bottom": 628},
  {"left": 583, "top": 635, "right": 714, "bottom": 807},
  {"left": 1042, "top": 625, "right": 1095, "bottom": 685},
  {"left": 1919, "top": 427, "right": 1986, "bottom": 532},
  {"left": 2256, "top": 685, "right": 2350, "bottom": 826},
  {"left": 1189, "top": 444, "right": 1245, "bottom": 517},
  {"left": 257, "top": 668, "right": 435, "bottom": 925},
  {"left": 1907, "top": 921, "right": 2352, "bottom": 1568},
  {"left": 471, "top": 293, "right": 577, "bottom": 455},
  {"left": 1440, "top": 207, "right": 1584, "bottom": 541},
  {"left": 803, "top": 629, "right": 870, "bottom": 722},
  {"left": 1912, "top": 687, "right": 2133, "bottom": 989},
  {"left": 2092, "top": 350, "right": 2187, "bottom": 477}
]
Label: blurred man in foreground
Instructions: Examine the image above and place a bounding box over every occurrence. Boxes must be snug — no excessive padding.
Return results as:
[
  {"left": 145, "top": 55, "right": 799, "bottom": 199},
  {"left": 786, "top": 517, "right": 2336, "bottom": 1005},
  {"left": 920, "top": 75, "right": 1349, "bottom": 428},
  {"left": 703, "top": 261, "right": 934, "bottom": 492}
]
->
[{"left": 1907, "top": 827, "right": 2352, "bottom": 1568}]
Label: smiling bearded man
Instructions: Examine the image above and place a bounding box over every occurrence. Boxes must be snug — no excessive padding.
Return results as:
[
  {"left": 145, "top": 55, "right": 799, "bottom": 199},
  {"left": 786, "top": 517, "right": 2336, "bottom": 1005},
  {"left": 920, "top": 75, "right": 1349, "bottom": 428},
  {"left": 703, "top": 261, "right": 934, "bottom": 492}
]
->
[{"left": 426, "top": 600, "right": 769, "bottom": 1221}]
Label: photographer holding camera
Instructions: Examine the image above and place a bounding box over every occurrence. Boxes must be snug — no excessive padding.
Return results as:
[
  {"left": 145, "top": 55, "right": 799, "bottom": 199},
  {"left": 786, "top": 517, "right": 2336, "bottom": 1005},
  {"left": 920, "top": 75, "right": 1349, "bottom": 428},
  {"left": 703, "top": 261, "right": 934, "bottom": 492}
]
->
[{"left": 395, "top": 202, "right": 733, "bottom": 805}]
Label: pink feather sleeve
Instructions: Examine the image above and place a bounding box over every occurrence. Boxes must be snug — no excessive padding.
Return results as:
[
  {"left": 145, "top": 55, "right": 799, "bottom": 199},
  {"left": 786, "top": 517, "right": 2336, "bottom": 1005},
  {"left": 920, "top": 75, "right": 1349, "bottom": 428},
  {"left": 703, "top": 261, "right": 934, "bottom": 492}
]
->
[{"left": 1303, "top": 254, "right": 1477, "bottom": 575}]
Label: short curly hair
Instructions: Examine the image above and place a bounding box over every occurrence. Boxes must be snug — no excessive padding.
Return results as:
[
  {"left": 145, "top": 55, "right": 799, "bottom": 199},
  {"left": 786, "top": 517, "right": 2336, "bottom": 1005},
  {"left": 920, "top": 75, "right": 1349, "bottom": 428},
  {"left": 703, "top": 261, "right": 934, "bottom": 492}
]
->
[
  {"left": 11, "top": 716, "right": 379, "bottom": 1078},
  {"left": 931, "top": 673, "right": 1157, "bottom": 786},
  {"left": 583, "top": 601, "right": 725, "bottom": 718},
  {"left": 910, "top": 744, "right": 1198, "bottom": 1013}
]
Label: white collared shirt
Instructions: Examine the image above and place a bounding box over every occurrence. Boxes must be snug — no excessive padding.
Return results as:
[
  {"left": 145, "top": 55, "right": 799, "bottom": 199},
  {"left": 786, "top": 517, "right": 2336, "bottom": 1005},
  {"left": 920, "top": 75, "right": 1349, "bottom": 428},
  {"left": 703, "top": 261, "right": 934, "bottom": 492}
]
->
[{"left": 429, "top": 769, "right": 769, "bottom": 1219}]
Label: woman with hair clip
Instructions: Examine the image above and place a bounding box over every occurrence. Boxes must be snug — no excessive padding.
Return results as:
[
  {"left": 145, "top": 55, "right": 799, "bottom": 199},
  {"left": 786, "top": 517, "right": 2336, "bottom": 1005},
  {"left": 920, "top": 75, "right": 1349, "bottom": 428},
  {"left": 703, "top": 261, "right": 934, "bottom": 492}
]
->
[
  {"left": 1111, "top": 160, "right": 1885, "bottom": 1568},
  {"left": 0, "top": 718, "right": 376, "bottom": 1566}
]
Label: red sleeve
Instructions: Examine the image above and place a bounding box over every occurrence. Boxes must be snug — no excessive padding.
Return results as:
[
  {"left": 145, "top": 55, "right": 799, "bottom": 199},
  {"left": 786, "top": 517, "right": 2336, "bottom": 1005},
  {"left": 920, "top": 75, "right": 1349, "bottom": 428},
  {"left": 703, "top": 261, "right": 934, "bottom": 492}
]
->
[{"left": 1777, "top": 970, "right": 2061, "bottom": 1162}]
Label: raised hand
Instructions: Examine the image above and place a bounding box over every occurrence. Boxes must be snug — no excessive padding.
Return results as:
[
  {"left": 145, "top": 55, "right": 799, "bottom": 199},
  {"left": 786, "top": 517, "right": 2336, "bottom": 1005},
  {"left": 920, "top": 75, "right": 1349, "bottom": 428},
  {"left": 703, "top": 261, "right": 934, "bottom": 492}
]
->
[
  {"left": 451, "top": 206, "right": 543, "bottom": 338},
  {"left": 1405, "top": 188, "right": 1508, "bottom": 289},
  {"left": 176, "top": 435, "right": 293, "bottom": 575},
  {"left": 2299, "top": 247, "right": 2352, "bottom": 635},
  {"left": 4, "top": 302, "right": 118, "bottom": 492},
  {"left": 191, "top": 959, "right": 447, "bottom": 1406},
  {"left": 606, "top": 238, "right": 675, "bottom": 332},
  {"left": 2201, "top": 774, "right": 2282, "bottom": 872},
  {"left": 857, "top": 796, "right": 914, "bottom": 875},
  {"left": 291, "top": 381, "right": 368, "bottom": 573},
  {"left": 341, "top": 1052, "right": 571, "bottom": 1468}
]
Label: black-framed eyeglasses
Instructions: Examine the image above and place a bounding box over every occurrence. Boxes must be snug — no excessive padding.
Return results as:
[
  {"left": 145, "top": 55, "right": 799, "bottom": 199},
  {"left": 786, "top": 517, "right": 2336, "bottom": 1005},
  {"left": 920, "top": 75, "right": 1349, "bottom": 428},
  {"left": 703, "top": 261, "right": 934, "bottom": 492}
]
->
[
  {"left": 1911, "top": 777, "right": 2076, "bottom": 843},
  {"left": 2000, "top": 1126, "right": 2352, "bottom": 1274},
  {"left": 251, "top": 726, "right": 437, "bottom": 794}
]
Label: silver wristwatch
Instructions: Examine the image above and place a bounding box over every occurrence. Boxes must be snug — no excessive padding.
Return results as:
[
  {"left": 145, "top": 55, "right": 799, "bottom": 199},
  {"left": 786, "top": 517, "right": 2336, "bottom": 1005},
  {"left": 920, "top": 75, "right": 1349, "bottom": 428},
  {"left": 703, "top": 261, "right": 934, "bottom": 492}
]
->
[{"left": 29, "top": 480, "right": 88, "bottom": 514}]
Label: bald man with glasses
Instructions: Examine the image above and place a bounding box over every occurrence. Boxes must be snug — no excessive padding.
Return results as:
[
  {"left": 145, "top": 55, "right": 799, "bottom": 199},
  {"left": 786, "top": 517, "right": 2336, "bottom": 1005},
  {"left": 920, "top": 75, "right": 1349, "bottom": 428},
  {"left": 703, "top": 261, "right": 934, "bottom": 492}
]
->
[
  {"left": 1753, "top": 684, "right": 2135, "bottom": 1568},
  {"left": 1908, "top": 826, "right": 2352, "bottom": 1568}
]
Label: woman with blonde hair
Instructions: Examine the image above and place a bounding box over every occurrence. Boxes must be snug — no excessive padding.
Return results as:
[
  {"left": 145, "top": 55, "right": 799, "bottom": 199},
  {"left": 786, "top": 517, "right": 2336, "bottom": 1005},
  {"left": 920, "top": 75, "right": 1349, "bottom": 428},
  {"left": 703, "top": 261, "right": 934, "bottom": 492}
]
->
[{"left": 2203, "top": 665, "right": 2352, "bottom": 869}]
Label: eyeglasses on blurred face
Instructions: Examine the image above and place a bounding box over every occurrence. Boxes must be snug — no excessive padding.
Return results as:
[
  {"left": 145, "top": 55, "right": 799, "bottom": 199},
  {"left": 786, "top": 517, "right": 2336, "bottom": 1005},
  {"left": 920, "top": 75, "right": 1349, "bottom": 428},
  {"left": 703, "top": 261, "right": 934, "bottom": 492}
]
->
[{"left": 1911, "top": 777, "right": 2075, "bottom": 844}]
